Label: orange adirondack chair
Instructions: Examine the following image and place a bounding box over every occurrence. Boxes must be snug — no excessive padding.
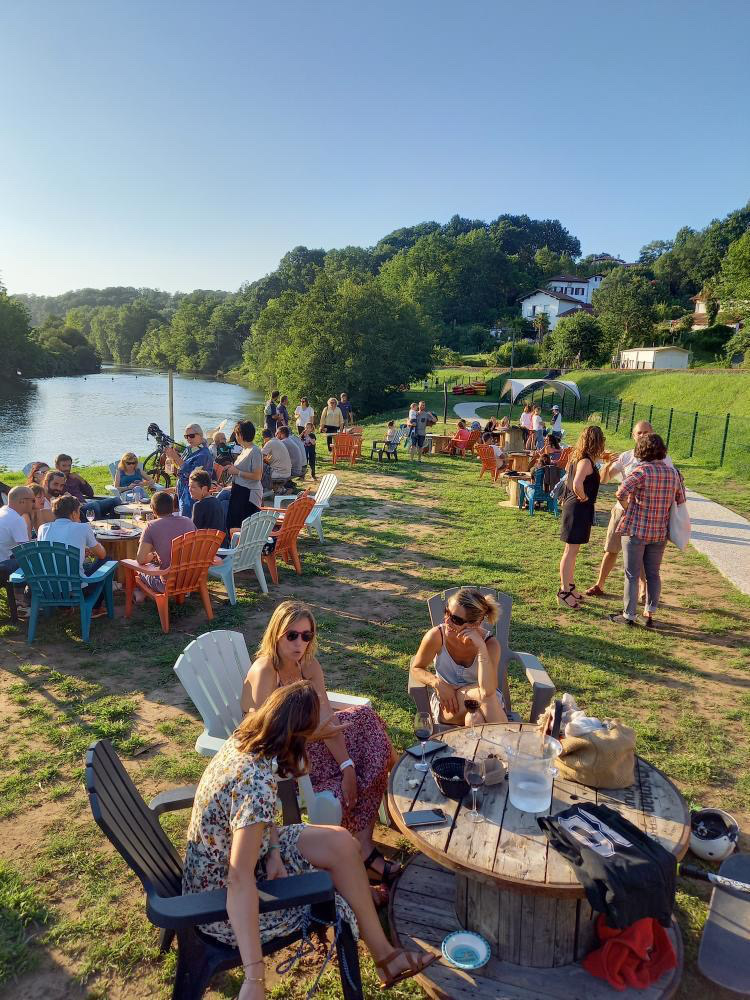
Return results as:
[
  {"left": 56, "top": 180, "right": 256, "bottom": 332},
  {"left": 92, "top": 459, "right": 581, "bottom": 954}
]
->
[
  {"left": 463, "top": 429, "right": 481, "bottom": 456},
  {"left": 121, "top": 529, "right": 224, "bottom": 633},
  {"left": 346, "top": 426, "right": 364, "bottom": 458},
  {"left": 476, "top": 444, "right": 501, "bottom": 482},
  {"left": 261, "top": 493, "right": 316, "bottom": 584},
  {"left": 556, "top": 446, "right": 573, "bottom": 469},
  {"left": 331, "top": 433, "right": 358, "bottom": 466}
]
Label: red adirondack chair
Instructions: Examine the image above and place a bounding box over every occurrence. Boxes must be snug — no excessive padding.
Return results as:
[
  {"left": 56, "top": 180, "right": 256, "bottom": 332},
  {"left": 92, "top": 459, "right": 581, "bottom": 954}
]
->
[
  {"left": 476, "top": 444, "right": 501, "bottom": 482},
  {"left": 121, "top": 528, "right": 224, "bottom": 633},
  {"left": 261, "top": 493, "right": 316, "bottom": 584},
  {"left": 331, "top": 433, "right": 358, "bottom": 466}
]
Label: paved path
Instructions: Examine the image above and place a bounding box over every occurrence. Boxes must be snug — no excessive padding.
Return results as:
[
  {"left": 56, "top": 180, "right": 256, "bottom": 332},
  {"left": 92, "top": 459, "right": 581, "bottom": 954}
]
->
[
  {"left": 685, "top": 490, "right": 750, "bottom": 596},
  {"left": 454, "top": 400, "right": 750, "bottom": 596},
  {"left": 453, "top": 400, "right": 503, "bottom": 422}
]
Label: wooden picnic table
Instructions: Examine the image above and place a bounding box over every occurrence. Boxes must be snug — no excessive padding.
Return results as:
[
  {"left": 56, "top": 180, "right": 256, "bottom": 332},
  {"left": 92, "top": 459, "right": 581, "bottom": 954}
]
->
[{"left": 388, "top": 722, "right": 689, "bottom": 991}]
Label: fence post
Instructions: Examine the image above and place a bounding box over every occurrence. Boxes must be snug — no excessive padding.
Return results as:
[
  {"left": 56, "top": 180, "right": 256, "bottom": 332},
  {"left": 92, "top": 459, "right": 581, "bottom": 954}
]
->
[
  {"left": 604, "top": 399, "right": 611, "bottom": 428},
  {"left": 540, "top": 389, "right": 545, "bottom": 411},
  {"left": 689, "top": 411, "right": 699, "bottom": 458},
  {"left": 586, "top": 393, "right": 591, "bottom": 418},
  {"left": 571, "top": 394, "right": 577, "bottom": 420},
  {"left": 719, "top": 413, "right": 731, "bottom": 466},
  {"left": 629, "top": 401, "right": 637, "bottom": 436},
  {"left": 648, "top": 404, "right": 653, "bottom": 424},
  {"left": 615, "top": 399, "right": 623, "bottom": 432},
  {"left": 665, "top": 407, "right": 674, "bottom": 449}
]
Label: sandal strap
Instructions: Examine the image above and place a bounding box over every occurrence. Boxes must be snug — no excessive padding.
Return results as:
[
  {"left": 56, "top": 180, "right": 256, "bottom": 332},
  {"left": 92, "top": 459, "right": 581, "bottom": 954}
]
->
[
  {"left": 375, "top": 948, "right": 403, "bottom": 976},
  {"left": 363, "top": 847, "right": 381, "bottom": 870}
]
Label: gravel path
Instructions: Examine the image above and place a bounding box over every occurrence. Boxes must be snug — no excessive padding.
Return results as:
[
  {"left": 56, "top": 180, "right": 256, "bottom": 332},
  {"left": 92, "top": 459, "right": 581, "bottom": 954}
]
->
[{"left": 685, "top": 490, "right": 750, "bottom": 596}]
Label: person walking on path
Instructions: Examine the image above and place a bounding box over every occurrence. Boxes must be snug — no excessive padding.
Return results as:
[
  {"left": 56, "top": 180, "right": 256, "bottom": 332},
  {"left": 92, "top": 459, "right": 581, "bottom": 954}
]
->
[
  {"left": 586, "top": 421, "right": 673, "bottom": 597},
  {"left": 609, "top": 433, "right": 686, "bottom": 628},
  {"left": 558, "top": 425, "right": 606, "bottom": 609}
]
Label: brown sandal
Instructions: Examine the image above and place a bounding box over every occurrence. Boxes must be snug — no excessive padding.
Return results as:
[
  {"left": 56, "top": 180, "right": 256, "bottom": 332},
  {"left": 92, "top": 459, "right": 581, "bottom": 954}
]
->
[
  {"left": 585, "top": 584, "right": 605, "bottom": 597},
  {"left": 557, "top": 585, "right": 579, "bottom": 609},
  {"left": 375, "top": 947, "right": 439, "bottom": 989},
  {"left": 364, "top": 847, "right": 403, "bottom": 886}
]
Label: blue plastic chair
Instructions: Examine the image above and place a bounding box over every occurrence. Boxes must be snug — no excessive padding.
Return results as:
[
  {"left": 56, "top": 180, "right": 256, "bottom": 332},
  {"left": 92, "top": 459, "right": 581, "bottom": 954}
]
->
[
  {"left": 10, "top": 541, "right": 117, "bottom": 643},
  {"left": 520, "top": 468, "right": 560, "bottom": 517}
]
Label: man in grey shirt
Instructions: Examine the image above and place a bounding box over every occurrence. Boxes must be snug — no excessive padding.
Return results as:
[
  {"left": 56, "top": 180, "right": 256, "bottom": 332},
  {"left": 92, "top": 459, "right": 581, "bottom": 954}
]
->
[{"left": 276, "top": 426, "right": 306, "bottom": 478}]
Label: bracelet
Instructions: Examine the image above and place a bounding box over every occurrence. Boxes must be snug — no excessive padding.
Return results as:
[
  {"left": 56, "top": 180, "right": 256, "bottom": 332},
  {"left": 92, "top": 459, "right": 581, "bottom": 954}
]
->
[
  {"left": 267, "top": 843, "right": 280, "bottom": 851},
  {"left": 339, "top": 758, "right": 355, "bottom": 772},
  {"left": 244, "top": 976, "right": 265, "bottom": 983}
]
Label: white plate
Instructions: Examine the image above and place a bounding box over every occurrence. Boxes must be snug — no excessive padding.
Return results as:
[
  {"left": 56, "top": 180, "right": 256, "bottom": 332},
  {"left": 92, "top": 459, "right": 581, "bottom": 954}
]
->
[{"left": 441, "top": 930, "right": 491, "bottom": 970}]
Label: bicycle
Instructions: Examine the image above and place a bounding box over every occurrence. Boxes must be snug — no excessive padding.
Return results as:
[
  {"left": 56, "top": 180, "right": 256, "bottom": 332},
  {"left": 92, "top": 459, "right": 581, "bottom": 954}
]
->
[{"left": 142, "top": 423, "right": 184, "bottom": 488}]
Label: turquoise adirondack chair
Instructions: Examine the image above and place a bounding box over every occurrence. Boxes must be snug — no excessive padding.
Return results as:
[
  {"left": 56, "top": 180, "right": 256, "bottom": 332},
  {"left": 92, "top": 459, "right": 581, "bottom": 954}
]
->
[
  {"left": 10, "top": 540, "right": 117, "bottom": 643},
  {"left": 208, "top": 510, "right": 277, "bottom": 604},
  {"left": 520, "top": 467, "right": 560, "bottom": 516}
]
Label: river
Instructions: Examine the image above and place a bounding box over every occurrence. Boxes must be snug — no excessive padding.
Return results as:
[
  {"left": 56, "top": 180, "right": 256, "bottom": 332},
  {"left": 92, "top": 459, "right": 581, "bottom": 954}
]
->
[{"left": 0, "top": 368, "right": 265, "bottom": 470}]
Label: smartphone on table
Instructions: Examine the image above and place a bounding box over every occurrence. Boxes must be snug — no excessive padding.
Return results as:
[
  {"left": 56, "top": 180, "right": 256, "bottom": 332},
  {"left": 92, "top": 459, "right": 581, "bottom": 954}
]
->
[{"left": 404, "top": 808, "right": 447, "bottom": 828}]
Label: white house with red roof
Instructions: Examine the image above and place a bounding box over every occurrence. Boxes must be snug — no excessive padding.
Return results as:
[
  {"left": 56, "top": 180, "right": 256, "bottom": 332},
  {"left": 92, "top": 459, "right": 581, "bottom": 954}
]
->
[{"left": 519, "top": 274, "right": 603, "bottom": 329}]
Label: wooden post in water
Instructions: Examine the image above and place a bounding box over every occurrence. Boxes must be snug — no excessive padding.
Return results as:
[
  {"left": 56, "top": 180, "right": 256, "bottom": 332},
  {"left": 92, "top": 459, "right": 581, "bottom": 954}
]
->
[{"left": 168, "top": 369, "right": 174, "bottom": 440}]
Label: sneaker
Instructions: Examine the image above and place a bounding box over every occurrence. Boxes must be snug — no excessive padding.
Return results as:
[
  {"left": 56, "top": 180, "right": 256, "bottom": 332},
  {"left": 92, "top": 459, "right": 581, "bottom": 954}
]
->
[{"left": 609, "top": 613, "right": 636, "bottom": 627}]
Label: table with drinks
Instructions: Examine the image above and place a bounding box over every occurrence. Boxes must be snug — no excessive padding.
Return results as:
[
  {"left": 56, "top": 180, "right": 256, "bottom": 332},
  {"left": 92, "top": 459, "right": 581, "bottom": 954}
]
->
[
  {"left": 90, "top": 515, "right": 145, "bottom": 584},
  {"left": 387, "top": 721, "right": 688, "bottom": 996}
]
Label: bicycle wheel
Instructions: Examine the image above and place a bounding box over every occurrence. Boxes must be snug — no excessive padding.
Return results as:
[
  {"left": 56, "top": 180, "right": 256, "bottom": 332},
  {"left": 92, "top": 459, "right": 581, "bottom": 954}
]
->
[{"left": 142, "top": 451, "right": 172, "bottom": 487}]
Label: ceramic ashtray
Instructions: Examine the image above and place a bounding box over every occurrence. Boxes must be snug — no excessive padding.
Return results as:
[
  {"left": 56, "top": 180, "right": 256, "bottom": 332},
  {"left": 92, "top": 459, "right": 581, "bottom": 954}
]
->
[{"left": 441, "top": 930, "right": 491, "bottom": 970}]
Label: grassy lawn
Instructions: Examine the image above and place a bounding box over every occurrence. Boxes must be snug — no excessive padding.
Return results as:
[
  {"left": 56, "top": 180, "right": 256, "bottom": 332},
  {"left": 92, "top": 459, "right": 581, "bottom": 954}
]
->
[{"left": 0, "top": 411, "right": 749, "bottom": 998}]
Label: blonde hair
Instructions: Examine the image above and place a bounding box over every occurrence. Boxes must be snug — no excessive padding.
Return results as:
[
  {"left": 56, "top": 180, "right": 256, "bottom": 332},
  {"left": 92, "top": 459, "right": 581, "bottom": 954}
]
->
[
  {"left": 570, "top": 424, "right": 606, "bottom": 467},
  {"left": 234, "top": 680, "right": 320, "bottom": 778},
  {"left": 118, "top": 452, "right": 139, "bottom": 471},
  {"left": 257, "top": 600, "right": 318, "bottom": 671},
  {"left": 327, "top": 397, "right": 337, "bottom": 406},
  {"left": 447, "top": 588, "right": 499, "bottom": 626}
]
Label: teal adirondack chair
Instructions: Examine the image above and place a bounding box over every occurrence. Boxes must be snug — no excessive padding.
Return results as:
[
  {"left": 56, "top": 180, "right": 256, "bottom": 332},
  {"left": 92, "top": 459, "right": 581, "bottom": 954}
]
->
[
  {"left": 208, "top": 510, "right": 277, "bottom": 604},
  {"left": 10, "top": 541, "right": 117, "bottom": 643},
  {"left": 520, "top": 467, "right": 560, "bottom": 516}
]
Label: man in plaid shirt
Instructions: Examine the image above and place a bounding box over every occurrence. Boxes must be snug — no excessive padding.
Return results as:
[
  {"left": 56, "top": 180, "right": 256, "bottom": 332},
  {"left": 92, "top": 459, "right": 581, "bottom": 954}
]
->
[{"left": 611, "top": 433, "right": 685, "bottom": 627}]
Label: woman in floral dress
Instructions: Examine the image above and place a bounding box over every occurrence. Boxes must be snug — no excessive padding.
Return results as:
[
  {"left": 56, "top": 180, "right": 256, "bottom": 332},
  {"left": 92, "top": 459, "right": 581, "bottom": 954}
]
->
[
  {"left": 182, "top": 681, "right": 436, "bottom": 999},
  {"left": 241, "top": 601, "right": 400, "bottom": 887}
]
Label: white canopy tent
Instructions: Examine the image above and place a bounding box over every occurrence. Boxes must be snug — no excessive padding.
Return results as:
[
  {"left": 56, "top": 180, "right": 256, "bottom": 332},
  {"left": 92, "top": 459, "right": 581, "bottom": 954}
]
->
[{"left": 500, "top": 378, "right": 580, "bottom": 403}]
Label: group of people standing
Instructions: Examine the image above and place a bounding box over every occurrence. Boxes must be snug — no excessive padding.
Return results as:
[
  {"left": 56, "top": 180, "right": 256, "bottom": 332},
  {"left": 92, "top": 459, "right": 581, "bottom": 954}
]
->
[{"left": 558, "top": 421, "right": 686, "bottom": 627}]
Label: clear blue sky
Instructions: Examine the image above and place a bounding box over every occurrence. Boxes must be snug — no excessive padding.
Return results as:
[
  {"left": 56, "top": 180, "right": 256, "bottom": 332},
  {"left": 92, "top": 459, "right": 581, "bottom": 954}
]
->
[{"left": 2, "top": 0, "right": 749, "bottom": 295}]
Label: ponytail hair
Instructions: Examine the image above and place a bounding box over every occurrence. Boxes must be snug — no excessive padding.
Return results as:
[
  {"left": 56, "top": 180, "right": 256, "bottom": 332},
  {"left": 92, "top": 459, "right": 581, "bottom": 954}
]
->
[{"left": 448, "top": 587, "right": 499, "bottom": 626}]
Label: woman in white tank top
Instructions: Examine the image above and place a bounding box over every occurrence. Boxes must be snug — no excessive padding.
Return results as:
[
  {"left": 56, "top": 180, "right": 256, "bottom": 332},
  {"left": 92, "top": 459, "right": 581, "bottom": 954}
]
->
[{"left": 410, "top": 588, "right": 508, "bottom": 728}]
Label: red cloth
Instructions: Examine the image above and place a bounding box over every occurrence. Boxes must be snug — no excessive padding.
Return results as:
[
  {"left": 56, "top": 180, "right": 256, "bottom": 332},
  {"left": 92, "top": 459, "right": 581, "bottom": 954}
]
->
[{"left": 582, "top": 915, "right": 676, "bottom": 991}]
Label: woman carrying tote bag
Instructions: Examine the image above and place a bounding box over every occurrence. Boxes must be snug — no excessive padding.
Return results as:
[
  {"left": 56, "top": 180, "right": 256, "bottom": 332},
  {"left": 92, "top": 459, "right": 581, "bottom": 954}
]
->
[{"left": 610, "top": 433, "right": 686, "bottom": 629}]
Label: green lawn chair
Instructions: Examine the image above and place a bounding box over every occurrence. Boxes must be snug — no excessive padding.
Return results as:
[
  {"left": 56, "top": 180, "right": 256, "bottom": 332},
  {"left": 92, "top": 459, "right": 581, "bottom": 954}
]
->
[{"left": 10, "top": 540, "right": 117, "bottom": 643}]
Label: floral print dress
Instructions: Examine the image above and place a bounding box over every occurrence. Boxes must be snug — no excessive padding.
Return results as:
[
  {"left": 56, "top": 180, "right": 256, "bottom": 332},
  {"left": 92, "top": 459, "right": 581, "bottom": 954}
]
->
[{"left": 182, "top": 738, "right": 358, "bottom": 947}]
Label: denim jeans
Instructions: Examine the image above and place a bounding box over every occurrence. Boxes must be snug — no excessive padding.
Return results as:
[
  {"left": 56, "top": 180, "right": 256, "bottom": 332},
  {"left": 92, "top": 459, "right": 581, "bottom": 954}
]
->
[
  {"left": 621, "top": 535, "right": 667, "bottom": 620},
  {"left": 81, "top": 497, "right": 120, "bottom": 520}
]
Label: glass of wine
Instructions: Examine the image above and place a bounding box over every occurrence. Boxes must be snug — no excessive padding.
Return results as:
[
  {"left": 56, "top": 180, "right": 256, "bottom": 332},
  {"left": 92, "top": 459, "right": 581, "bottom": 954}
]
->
[
  {"left": 464, "top": 697, "right": 480, "bottom": 740},
  {"left": 413, "top": 712, "right": 433, "bottom": 772},
  {"left": 464, "top": 758, "right": 486, "bottom": 824},
  {"left": 86, "top": 508, "right": 96, "bottom": 524}
]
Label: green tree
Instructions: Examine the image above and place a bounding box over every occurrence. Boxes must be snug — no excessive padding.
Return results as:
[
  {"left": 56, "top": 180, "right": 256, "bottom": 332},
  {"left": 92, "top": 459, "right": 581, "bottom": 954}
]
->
[
  {"left": 0, "top": 290, "right": 37, "bottom": 375},
  {"left": 638, "top": 240, "right": 673, "bottom": 264},
  {"left": 541, "top": 312, "right": 605, "bottom": 368},
  {"left": 592, "top": 269, "right": 656, "bottom": 352},
  {"left": 718, "top": 231, "right": 750, "bottom": 303}
]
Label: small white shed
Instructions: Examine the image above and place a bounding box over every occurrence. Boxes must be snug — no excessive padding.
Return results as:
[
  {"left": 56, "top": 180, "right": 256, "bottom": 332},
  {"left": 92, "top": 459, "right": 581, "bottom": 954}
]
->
[{"left": 619, "top": 347, "right": 690, "bottom": 370}]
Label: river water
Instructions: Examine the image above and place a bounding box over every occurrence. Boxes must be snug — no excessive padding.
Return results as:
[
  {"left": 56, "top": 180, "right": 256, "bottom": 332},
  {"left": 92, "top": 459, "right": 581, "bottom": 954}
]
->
[{"left": 0, "top": 368, "right": 265, "bottom": 470}]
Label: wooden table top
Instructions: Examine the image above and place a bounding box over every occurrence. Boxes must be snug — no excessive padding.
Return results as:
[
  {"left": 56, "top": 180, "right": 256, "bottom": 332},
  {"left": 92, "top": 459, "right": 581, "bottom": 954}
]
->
[
  {"left": 92, "top": 519, "right": 141, "bottom": 539},
  {"left": 388, "top": 722, "right": 690, "bottom": 898}
]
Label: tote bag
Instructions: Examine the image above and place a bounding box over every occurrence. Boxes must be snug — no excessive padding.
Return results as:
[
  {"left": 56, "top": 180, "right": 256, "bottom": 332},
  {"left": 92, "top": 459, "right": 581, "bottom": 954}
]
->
[{"left": 668, "top": 501, "right": 691, "bottom": 550}]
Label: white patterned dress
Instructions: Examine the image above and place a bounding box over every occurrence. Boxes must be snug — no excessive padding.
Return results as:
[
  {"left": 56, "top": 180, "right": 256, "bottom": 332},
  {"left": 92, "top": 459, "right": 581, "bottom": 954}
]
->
[{"left": 182, "top": 738, "right": 358, "bottom": 947}]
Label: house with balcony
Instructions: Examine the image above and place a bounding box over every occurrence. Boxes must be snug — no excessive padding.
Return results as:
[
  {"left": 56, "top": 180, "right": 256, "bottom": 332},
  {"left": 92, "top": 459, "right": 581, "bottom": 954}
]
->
[{"left": 519, "top": 274, "right": 602, "bottom": 330}]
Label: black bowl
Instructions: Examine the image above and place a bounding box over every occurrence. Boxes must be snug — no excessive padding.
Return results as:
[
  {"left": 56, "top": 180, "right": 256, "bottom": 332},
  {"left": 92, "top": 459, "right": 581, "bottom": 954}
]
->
[{"left": 431, "top": 756, "right": 469, "bottom": 801}]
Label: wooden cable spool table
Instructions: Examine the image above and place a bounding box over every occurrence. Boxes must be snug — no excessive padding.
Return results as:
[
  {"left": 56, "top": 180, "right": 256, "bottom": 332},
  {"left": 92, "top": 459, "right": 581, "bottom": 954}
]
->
[
  {"left": 388, "top": 723, "right": 688, "bottom": 998},
  {"left": 93, "top": 520, "right": 142, "bottom": 584},
  {"left": 499, "top": 472, "right": 531, "bottom": 508},
  {"left": 429, "top": 434, "right": 452, "bottom": 455}
]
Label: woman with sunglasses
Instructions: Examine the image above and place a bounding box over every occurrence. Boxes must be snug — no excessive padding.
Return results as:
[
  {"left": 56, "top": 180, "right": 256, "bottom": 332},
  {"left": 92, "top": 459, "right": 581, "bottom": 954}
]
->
[
  {"left": 113, "top": 451, "right": 159, "bottom": 499},
  {"left": 410, "top": 588, "right": 507, "bottom": 728},
  {"left": 241, "top": 601, "right": 400, "bottom": 890},
  {"left": 165, "top": 423, "right": 214, "bottom": 516},
  {"left": 184, "top": 680, "right": 437, "bottom": 998}
]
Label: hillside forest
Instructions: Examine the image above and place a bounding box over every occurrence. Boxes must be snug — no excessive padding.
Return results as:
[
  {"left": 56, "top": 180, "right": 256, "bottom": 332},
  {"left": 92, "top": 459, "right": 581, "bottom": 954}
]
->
[{"left": 4, "top": 202, "right": 750, "bottom": 410}]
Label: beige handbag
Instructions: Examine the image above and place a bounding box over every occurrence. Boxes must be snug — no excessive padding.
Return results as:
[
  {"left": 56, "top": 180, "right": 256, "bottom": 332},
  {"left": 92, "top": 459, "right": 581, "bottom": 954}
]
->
[{"left": 556, "top": 721, "right": 636, "bottom": 789}]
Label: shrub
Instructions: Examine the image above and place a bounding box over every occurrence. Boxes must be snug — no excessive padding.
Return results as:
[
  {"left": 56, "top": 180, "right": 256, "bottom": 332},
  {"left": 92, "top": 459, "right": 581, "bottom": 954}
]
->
[{"left": 493, "top": 339, "right": 538, "bottom": 366}]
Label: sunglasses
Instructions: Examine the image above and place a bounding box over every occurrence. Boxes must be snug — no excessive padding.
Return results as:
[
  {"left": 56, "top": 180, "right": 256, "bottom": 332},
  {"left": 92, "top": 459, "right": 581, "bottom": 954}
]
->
[
  {"left": 285, "top": 630, "right": 314, "bottom": 642},
  {"left": 185, "top": 432, "right": 198, "bottom": 439},
  {"left": 125, "top": 461, "right": 137, "bottom": 466},
  {"left": 444, "top": 608, "right": 468, "bottom": 627}
]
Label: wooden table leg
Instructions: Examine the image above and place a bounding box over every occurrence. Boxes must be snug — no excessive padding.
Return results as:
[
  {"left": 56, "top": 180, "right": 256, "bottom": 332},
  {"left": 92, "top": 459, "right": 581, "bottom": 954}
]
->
[
  {"left": 499, "top": 478, "right": 521, "bottom": 508},
  {"left": 454, "top": 874, "right": 596, "bottom": 968}
]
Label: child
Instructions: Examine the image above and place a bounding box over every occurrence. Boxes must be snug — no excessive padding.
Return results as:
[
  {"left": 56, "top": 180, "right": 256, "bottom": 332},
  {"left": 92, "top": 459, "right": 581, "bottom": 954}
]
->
[
  {"left": 301, "top": 422, "right": 317, "bottom": 481},
  {"left": 385, "top": 420, "right": 398, "bottom": 443},
  {"left": 531, "top": 406, "right": 545, "bottom": 450},
  {"left": 482, "top": 432, "right": 507, "bottom": 473}
]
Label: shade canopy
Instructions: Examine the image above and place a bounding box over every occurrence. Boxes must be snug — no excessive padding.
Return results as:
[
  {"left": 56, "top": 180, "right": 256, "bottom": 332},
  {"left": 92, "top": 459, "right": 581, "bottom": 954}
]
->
[{"left": 500, "top": 378, "right": 581, "bottom": 403}]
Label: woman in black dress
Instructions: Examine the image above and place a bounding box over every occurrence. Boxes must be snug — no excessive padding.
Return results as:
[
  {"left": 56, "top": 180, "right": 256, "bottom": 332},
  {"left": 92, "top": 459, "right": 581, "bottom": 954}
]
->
[{"left": 558, "top": 425, "right": 606, "bottom": 609}]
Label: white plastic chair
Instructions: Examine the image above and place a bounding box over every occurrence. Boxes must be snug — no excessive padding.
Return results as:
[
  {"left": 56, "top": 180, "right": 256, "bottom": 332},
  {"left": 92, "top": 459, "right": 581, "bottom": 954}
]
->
[
  {"left": 174, "top": 630, "right": 371, "bottom": 824},
  {"left": 273, "top": 472, "right": 338, "bottom": 542},
  {"left": 208, "top": 510, "right": 277, "bottom": 602}
]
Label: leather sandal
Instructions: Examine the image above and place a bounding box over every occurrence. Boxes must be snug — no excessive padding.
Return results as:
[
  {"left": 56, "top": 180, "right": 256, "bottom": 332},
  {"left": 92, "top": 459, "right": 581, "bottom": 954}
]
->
[
  {"left": 375, "top": 947, "right": 439, "bottom": 989},
  {"left": 364, "top": 847, "right": 403, "bottom": 885},
  {"left": 557, "top": 585, "right": 579, "bottom": 609},
  {"left": 585, "top": 584, "right": 605, "bottom": 597}
]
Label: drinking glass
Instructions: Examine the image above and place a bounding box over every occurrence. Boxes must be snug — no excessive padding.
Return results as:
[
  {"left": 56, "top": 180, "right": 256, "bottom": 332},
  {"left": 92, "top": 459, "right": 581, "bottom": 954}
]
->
[
  {"left": 86, "top": 509, "right": 96, "bottom": 524},
  {"left": 413, "top": 712, "right": 433, "bottom": 772},
  {"left": 464, "top": 758, "right": 486, "bottom": 824},
  {"left": 464, "top": 697, "right": 480, "bottom": 740}
]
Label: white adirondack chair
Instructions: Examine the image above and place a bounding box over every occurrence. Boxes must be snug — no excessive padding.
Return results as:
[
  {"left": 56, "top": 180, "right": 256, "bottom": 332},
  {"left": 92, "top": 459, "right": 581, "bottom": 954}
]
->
[
  {"left": 273, "top": 472, "right": 338, "bottom": 542},
  {"left": 174, "top": 630, "right": 371, "bottom": 824},
  {"left": 208, "top": 510, "right": 277, "bottom": 602}
]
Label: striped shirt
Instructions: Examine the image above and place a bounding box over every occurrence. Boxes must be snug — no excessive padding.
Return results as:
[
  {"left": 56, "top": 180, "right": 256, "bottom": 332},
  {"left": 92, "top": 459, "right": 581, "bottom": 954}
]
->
[{"left": 616, "top": 461, "right": 685, "bottom": 543}]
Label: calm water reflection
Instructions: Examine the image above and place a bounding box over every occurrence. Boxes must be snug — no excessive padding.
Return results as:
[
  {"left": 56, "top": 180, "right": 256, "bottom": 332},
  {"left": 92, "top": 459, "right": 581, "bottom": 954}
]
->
[{"left": 0, "top": 368, "right": 264, "bottom": 470}]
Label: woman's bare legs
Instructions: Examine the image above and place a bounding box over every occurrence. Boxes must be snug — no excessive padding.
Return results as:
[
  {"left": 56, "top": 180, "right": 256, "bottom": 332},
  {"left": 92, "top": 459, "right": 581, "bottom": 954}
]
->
[
  {"left": 559, "top": 543, "right": 581, "bottom": 594},
  {"left": 298, "top": 825, "right": 424, "bottom": 977}
]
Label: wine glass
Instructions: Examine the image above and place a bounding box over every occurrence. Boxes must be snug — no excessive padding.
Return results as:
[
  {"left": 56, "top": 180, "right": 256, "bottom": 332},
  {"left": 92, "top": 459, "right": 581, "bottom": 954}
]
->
[
  {"left": 464, "top": 758, "right": 486, "bottom": 824},
  {"left": 464, "top": 697, "right": 480, "bottom": 740},
  {"left": 413, "top": 712, "right": 433, "bottom": 772},
  {"left": 86, "top": 508, "right": 96, "bottom": 525}
]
